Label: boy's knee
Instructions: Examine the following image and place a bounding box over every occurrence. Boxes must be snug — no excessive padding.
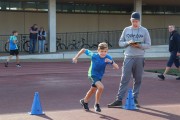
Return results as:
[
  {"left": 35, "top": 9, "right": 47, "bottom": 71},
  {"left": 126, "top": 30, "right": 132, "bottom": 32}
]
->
[
  {"left": 95, "top": 81, "right": 104, "bottom": 91},
  {"left": 97, "top": 85, "right": 104, "bottom": 91},
  {"left": 92, "top": 88, "right": 97, "bottom": 93},
  {"left": 90, "top": 87, "right": 97, "bottom": 93}
]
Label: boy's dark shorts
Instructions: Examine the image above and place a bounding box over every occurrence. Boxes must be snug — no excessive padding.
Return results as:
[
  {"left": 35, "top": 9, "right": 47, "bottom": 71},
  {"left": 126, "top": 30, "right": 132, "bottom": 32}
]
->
[
  {"left": 10, "top": 49, "right": 19, "bottom": 56},
  {"left": 88, "top": 76, "right": 101, "bottom": 87},
  {"left": 167, "top": 51, "right": 179, "bottom": 68}
]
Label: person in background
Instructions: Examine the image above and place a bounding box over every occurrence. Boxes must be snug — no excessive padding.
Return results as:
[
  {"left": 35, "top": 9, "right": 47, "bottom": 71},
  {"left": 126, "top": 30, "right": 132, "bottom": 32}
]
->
[
  {"left": 38, "top": 27, "right": 46, "bottom": 53},
  {"left": 158, "top": 25, "right": 180, "bottom": 80},
  {"left": 29, "top": 24, "right": 38, "bottom": 54},
  {"left": 5, "top": 30, "right": 21, "bottom": 67}
]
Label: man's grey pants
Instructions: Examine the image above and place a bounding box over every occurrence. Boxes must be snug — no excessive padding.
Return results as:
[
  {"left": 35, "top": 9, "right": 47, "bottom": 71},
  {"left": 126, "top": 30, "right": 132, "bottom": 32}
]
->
[{"left": 116, "top": 57, "right": 144, "bottom": 101}]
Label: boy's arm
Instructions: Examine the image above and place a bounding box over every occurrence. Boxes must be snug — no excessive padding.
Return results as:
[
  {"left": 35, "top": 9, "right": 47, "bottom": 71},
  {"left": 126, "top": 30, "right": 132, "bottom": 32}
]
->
[
  {"left": 72, "top": 48, "right": 86, "bottom": 63},
  {"left": 105, "top": 58, "right": 119, "bottom": 69},
  {"left": 13, "top": 39, "right": 18, "bottom": 44},
  {"left": 111, "top": 61, "right": 119, "bottom": 69},
  {"left": 176, "top": 34, "right": 180, "bottom": 55}
]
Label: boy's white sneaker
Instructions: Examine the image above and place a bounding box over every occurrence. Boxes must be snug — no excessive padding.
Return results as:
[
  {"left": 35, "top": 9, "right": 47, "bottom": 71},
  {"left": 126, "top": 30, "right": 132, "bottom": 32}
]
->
[{"left": 16, "top": 64, "right": 21, "bottom": 67}]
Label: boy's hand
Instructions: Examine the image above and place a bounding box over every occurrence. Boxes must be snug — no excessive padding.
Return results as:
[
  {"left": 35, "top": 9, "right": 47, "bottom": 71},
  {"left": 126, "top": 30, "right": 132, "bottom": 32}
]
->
[
  {"left": 177, "top": 52, "right": 180, "bottom": 56},
  {"left": 105, "top": 58, "right": 112, "bottom": 63},
  {"left": 72, "top": 57, "right": 78, "bottom": 63}
]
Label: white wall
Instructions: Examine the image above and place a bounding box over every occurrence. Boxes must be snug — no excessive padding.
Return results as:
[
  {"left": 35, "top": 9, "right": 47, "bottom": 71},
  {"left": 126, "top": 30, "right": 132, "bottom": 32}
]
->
[{"left": 1, "top": 11, "right": 180, "bottom": 35}]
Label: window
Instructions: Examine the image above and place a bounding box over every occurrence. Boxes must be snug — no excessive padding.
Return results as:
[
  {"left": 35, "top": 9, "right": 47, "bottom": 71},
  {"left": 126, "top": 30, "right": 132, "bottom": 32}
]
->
[
  {"left": 62, "top": 3, "right": 74, "bottom": 13},
  {"left": 37, "top": 2, "right": 48, "bottom": 11},
  {"left": 99, "top": 4, "right": 110, "bottom": 13},
  {"left": 1, "top": 1, "right": 180, "bottom": 15},
  {"left": 23, "top": 2, "right": 37, "bottom": 11},
  {"left": 74, "top": 4, "right": 86, "bottom": 13},
  {"left": 86, "top": 4, "right": 97, "bottom": 13},
  {"left": 9, "top": 2, "right": 22, "bottom": 10},
  {"left": 0, "top": 1, "right": 9, "bottom": 10},
  {"left": 142, "top": 5, "right": 180, "bottom": 15}
]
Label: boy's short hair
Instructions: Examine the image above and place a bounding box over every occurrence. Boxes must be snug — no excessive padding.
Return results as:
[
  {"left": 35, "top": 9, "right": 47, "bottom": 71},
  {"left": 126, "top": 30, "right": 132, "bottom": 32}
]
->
[
  {"left": 98, "top": 42, "right": 108, "bottom": 50},
  {"left": 12, "top": 30, "right": 18, "bottom": 34},
  {"left": 168, "top": 25, "right": 175, "bottom": 29}
]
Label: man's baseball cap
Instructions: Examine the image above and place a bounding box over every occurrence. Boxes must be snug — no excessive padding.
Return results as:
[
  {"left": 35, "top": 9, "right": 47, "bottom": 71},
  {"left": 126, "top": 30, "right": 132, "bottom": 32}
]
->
[{"left": 131, "top": 12, "right": 140, "bottom": 20}]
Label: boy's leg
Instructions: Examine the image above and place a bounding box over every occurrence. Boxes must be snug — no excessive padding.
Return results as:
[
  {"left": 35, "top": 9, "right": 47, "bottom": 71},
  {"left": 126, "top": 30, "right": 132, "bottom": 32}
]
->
[
  {"left": 174, "top": 56, "right": 180, "bottom": 80},
  {"left": 5, "top": 55, "right": 13, "bottom": 67},
  {"left": 157, "top": 66, "right": 170, "bottom": 80},
  {"left": 15, "top": 50, "right": 21, "bottom": 67},
  {"left": 38, "top": 40, "right": 41, "bottom": 53},
  {"left": 94, "top": 81, "right": 104, "bottom": 104},
  {"left": 16, "top": 55, "right": 20, "bottom": 64},
  {"left": 164, "top": 52, "right": 176, "bottom": 75},
  {"left": 176, "top": 67, "right": 180, "bottom": 80},
  {"left": 7, "top": 55, "right": 13, "bottom": 62},
  {"left": 84, "top": 86, "right": 97, "bottom": 103},
  {"left": 158, "top": 52, "right": 175, "bottom": 80},
  {"left": 14, "top": 50, "right": 20, "bottom": 64},
  {"left": 163, "top": 67, "right": 171, "bottom": 75},
  {"left": 94, "top": 81, "right": 104, "bottom": 112},
  {"left": 80, "top": 86, "right": 96, "bottom": 111},
  {"left": 5, "top": 50, "right": 14, "bottom": 67}
]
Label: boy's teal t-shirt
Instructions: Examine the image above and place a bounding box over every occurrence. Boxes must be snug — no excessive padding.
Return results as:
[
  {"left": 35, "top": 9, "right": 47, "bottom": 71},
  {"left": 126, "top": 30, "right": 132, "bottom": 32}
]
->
[
  {"left": 84, "top": 49, "right": 113, "bottom": 80},
  {"left": 9, "top": 35, "right": 18, "bottom": 50}
]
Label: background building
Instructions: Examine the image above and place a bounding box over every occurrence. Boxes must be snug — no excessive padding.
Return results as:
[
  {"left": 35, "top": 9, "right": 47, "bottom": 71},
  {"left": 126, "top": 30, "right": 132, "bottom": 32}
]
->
[{"left": 0, "top": 0, "right": 180, "bottom": 52}]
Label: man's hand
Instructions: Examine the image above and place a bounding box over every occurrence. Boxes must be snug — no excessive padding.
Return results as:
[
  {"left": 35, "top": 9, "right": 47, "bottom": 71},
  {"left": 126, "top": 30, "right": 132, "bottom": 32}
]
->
[
  {"left": 72, "top": 57, "right": 78, "bottom": 63},
  {"left": 127, "top": 40, "right": 141, "bottom": 48},
  {"left": 105, "top": 58, "right": 112, "bottom": 63},
  {"left": 177, "top": 52, "right": 180, "bottom": 56},
  {"left": 130, "top": 43, "right": 141, "bottom": 48},
  {"left": 127, "top": 40, "right": 135, "bottom": 45}
]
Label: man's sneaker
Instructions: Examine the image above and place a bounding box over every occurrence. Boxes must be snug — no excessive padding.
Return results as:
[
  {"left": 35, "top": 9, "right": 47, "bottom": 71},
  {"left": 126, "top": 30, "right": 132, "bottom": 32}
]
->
[
  {"left": 108, "top": 100, "right": 122, "bottom": 108},
  {"left": 80, "top": 99, "right": 89, "bottom": 111},
  {"left": 176, "top": 77, "right": 180, "bottom": 80},
  {"left": 94, "top": 104, "right": 101, "bottom": 112},
  {"left": 158, "top": 74, "right": 165, "bottom": 80},
  {"left": 134, "top": 99, "right": 140, "bottom": 108},
  {"left": 5, "top": 62, "right": 8, "bottom": 67}
]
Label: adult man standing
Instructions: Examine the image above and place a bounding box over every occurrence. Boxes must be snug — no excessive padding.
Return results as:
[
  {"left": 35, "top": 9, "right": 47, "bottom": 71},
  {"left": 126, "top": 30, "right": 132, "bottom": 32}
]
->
[
  {"left": 158, "top": 25, "right": 180, "bottom": 80},
  {"left": 29, "top": 24, "right": 38, "bottom": 54},
  {"left": 108, "top": 12, "right": 151, "bottom": 107}
]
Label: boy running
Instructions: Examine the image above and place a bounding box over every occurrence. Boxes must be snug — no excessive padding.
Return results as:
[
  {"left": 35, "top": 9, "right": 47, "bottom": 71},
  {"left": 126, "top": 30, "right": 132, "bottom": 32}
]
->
[
  {"left": 5, "top": 30, "right": 21, "bottom": 67},
  {"left": 72, "top": 42, "right": 119, "bottom": 112}
]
